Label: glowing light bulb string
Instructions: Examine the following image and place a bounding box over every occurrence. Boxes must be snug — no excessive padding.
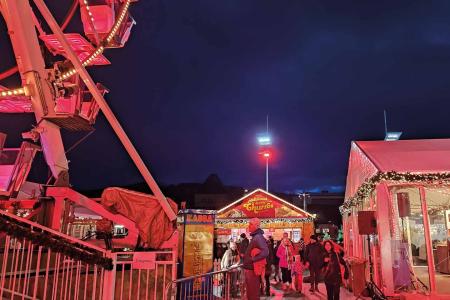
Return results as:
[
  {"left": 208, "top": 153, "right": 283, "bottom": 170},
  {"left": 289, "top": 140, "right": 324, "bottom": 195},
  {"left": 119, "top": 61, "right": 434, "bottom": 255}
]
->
[
  {"left": 0, "top": 87, "right": 27, "bottom": 98},
  {"left": 1, "top": 0, "right": 133, "bottom": 95},
  {"left": 339, "top": 171, "right": 450, "bottom": 215},
  {"left": 59, "top": 0, "right": 132, "bottom": 81},
  {"left": 82, "top": 0, "right": 100, "bottom": 46}
]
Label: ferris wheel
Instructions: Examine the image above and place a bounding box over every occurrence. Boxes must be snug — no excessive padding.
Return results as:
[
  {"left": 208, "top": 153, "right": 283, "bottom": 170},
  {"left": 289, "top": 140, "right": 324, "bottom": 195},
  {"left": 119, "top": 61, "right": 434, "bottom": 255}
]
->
[{"left": 0, "top": 0, "right": 176, "bottom": 220}]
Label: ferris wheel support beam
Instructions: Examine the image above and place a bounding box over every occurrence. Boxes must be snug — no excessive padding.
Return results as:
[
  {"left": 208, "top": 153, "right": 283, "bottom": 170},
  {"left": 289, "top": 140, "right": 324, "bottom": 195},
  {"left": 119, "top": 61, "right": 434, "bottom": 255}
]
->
[
  {"left": 32, "top": 0, "right": 177, "bottom": 221},
  {"left": 0, "top": 0, "right": 69, "bottom": 183}
]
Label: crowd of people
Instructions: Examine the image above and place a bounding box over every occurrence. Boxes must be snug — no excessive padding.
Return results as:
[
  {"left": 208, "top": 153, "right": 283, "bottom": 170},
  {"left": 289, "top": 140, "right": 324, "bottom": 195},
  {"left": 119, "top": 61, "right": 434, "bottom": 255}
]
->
[{"left": 217, "top": 218, "right": 348, "bottom": 300}]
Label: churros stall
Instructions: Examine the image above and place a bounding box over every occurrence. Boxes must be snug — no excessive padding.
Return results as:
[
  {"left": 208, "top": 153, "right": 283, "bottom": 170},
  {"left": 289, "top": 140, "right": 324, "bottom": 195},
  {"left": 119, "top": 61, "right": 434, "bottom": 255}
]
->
[{"left": 215, "top": 189, "right": 315, "bottom": 243}]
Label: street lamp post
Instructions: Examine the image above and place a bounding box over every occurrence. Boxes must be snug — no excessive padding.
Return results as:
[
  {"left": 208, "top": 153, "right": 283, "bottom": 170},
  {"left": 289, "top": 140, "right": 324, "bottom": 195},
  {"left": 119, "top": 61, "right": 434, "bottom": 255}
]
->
[
  {"left": 258, "top": 115, "right": 271, "bottom": 192},
  {"left": 299, "top": 192, "right": 310, "bottom": 211},
  {"left": 263, "top": 152, "right": 270, "bottom": 191}
]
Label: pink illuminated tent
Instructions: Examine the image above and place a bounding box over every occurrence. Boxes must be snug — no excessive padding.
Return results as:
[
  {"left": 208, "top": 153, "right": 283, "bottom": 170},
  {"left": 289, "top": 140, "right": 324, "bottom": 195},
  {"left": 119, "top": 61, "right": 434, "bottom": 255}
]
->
[
  {"left": 345, "top": 139, "right": 450, "bottom": 200},
  {"left": 343, "top": 138, "right": 450, "bottom": 297}
]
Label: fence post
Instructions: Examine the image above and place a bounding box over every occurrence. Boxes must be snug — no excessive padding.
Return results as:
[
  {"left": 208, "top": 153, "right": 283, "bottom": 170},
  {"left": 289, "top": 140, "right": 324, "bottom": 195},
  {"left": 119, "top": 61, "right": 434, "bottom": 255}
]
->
[{"left": 102, "top": 252, "right": 116, "bottom": 300}]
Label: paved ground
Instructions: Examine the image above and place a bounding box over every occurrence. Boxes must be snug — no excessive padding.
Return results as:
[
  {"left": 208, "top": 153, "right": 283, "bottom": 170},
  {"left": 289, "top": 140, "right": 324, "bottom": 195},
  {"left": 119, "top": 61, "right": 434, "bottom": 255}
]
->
[{"left": 260, "top": 280, "right": 360, "bottom": 299}]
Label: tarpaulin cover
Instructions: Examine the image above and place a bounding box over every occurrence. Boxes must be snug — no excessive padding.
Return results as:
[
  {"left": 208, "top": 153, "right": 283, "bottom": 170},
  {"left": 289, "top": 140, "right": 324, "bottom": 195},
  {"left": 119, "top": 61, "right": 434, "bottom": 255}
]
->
[
  {"left": 345, "top": 139, "right": 450, "bottom": 199},
  {"left": 101, "top": 187, "right": 177, "bottom": 249}
]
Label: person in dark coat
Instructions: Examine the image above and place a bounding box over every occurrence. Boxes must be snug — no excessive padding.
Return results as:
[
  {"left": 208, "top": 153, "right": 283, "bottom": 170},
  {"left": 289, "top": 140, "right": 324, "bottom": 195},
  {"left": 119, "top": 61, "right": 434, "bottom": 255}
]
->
[
  {"left": 298, "top": 237, "right": 305, "bottom": 260},
  {"left": 304, "top": 235, "right": 325, "bottom": 292},
  {"left": 242, "top": 218, "right": 269, "bottom": 300},
  {"left": 238, "top": 233, "right": 249, "bottom": 262},
  {"left": 263, "top": 238, "right": 274, "bottom": 296},
  {"left": 322, "top": 240, "right": 349, "bottom": 300},
  {"left": 273, "top": 240, "right": 281, "bottom": 282}
]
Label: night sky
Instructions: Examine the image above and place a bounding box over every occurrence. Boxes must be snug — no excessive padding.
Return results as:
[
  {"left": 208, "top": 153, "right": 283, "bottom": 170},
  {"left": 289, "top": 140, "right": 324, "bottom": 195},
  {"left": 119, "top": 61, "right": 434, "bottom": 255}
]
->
[{"left": 1, "top": 1, "right": 450, "bottom": 193}]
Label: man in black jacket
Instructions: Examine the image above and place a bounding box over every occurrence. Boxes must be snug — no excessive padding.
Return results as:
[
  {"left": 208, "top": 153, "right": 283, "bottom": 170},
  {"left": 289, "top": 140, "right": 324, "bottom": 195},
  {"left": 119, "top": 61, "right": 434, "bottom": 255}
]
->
[
  {"left": 304, "top": 235, "right": 325, "bottom": 292},
  {"left": 243, "top": 218, "right": 269, "bottom": 300},
  {"left": 238, "top": 233, "right": 249, "bottom": 262}
]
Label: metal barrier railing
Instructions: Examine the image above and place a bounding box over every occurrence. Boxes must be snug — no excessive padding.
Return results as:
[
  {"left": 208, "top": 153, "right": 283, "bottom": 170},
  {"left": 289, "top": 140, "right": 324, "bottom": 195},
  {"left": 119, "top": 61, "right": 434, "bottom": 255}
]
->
[
  {"left": 0, "top": 210, "right": 111, "bottom": 300},
  {"left": 112, "top": 251, "right": 176, "bottom": 300},
  {"left": 0, "top": 210, "right": 177, "bottom": 300},
  {"left": 165, "top": 264, "right": 243, "bottom": 300}
]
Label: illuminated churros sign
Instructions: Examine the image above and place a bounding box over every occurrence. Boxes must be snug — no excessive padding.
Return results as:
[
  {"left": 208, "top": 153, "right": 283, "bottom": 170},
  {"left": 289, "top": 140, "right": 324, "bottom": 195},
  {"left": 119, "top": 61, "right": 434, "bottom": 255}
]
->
[
  {"left": 242, "top": 195, "right": 274, "bottom": 215},
  {"left": 216, "top": 188, "right": 314, "bottom": 220}
]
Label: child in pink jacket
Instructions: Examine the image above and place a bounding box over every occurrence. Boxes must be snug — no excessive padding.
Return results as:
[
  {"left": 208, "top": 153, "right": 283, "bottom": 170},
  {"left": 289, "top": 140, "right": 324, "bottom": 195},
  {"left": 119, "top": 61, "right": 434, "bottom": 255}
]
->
[{"left": 292, "top": 255, "right": 304, "bottom": 294}]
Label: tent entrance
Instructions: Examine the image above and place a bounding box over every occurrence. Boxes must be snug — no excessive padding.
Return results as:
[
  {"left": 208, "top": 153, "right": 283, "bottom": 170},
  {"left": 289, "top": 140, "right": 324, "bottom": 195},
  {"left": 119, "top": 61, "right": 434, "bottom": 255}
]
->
[{"left": 389, "top": 186, "right": 450, "bottom": 294}]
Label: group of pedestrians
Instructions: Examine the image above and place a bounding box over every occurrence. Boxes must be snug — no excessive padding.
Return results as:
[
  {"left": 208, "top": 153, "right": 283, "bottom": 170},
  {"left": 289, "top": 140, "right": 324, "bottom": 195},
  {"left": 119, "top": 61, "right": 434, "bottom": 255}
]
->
[{"left": 219, "top": 218, "right": 349, "bottom": 300}]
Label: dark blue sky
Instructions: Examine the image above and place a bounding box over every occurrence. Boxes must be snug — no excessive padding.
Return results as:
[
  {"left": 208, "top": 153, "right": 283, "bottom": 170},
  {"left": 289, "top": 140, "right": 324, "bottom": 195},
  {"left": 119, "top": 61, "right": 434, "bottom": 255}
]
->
[{"left": 2, "top": 1, "right": 450, "bottom": 193}]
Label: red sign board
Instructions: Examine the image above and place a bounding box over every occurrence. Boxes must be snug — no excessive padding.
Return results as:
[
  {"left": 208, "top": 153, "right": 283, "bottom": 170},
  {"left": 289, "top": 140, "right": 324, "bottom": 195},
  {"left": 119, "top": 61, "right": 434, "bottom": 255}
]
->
[
  {"left": 132, "top": 252, "right": 155, "bottom": 270},
  {"left": 238, "top": 192, "right": 276, "bottom": 217},
  {"left": 216, "top": 228, "right": 232, "bottom": 235}
]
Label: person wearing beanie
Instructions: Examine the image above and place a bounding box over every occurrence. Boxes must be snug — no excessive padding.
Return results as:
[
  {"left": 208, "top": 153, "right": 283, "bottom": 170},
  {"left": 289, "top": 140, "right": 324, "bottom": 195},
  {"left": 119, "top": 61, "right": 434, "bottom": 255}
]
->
[{"left": 242, "top": 218, "right": 269, "bottom": 300}]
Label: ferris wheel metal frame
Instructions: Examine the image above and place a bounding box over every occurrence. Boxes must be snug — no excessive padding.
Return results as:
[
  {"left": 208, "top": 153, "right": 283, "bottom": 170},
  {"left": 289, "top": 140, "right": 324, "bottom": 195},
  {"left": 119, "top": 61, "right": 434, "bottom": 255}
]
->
[{"left": 0, "top": 0, "right": 176, "bottom": 221}]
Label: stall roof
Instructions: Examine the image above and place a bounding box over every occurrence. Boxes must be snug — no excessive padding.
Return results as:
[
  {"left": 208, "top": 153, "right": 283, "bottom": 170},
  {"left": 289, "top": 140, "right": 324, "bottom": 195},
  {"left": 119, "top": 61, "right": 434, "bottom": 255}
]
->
[
  {"left": 217, "top": 188, "right": 314, "bottom": 219},
  {"left": 345, "top": 139, "right": 450, "bottom": 199}
]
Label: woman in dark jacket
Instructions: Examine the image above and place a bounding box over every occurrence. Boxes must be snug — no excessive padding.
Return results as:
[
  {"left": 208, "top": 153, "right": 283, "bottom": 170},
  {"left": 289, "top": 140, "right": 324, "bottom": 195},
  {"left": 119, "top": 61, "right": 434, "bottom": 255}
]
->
[{"left": 322, "top": 240, "right": 349, "bottom": 300}]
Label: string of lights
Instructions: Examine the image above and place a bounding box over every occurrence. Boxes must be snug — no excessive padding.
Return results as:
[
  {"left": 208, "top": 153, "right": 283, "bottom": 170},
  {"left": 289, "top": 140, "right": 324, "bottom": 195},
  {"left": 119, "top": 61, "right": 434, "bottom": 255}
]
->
[
  {"left": 0, "top": 87, "right": 27, "bottom": 98},
  {"left": 216, "top": 217, "right": 314, "bottom": 226},
  {"left": 60, "top": 0, "right": 132, "bottom": 81},
  {"left": 340, "top": 171, "right": 450, "bottom": 214},
  {"left": 105, "top": 0, "right": 131, "bottom": 44},
  {"left": 82, "top": 0, "right": 96, "bottom": 27}
]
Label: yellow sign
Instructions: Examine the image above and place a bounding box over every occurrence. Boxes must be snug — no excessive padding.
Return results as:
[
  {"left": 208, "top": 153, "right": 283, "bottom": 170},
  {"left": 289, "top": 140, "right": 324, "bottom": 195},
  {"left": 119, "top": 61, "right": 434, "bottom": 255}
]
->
[
  {"left": 183, "top": 224, "right": 214, "bottom": 290},
  {"left": 242, "top": 197, "right": 274, "bottom": 214}
]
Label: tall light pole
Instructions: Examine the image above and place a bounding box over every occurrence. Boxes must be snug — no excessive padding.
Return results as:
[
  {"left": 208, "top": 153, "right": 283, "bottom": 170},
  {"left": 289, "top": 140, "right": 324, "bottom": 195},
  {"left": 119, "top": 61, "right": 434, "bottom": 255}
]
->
[
  {"left": 263, "top": 152, "right": 270, "bottom": 191},
  {"left": 299, "top": 192, "right": 310, "bottom": 211},
  {"left": 257, "top": 115, "right": 271, "bottom": 192}
]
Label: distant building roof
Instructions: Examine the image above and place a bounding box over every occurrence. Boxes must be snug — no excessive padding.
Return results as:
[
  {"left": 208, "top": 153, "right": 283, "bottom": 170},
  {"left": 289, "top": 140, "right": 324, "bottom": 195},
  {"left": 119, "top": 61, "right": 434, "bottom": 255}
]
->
[{"left": 198, "top": 173, "right": 226, "bottom": 194}]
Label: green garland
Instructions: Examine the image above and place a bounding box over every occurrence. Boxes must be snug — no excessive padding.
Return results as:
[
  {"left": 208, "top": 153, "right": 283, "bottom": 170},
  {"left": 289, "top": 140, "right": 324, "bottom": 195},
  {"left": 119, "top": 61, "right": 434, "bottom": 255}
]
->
[
  {"left": 216, "top": 217, "right": 314, "bottom": 226},
  {"left": 0, "top": 215, "right": 113, "bottom": 270},
  {"left": 340, "top": 171, "right": 450, "bottom": 215}
]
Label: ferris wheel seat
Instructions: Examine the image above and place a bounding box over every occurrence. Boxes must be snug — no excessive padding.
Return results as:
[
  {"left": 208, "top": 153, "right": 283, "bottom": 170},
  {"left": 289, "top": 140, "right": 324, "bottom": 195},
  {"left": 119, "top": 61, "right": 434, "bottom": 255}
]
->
[
  {"left": 0, "top": 97, "right": 32, "bottom": 113},
  {"left": 105, "top": 14, "right": 135, "bottom": 48},
  {"left": 40, "top": 34, "right": 110, "bottom": 66},
  {"left": 0, "top": 141, "right": 40, "bottom": 197},
  {"left": 80, "top": 5, "right": 115, "bottom": 36},
  {"left": 45, "top": 81, "right": 108, "bottom": 131}
]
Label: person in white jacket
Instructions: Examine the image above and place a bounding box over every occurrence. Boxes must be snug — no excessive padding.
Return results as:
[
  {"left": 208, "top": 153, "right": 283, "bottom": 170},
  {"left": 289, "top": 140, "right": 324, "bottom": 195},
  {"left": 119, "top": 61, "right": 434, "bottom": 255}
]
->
[
  {"left": 220, "top": 241, "right": 240, "bottom": 297},
  {"left": 221, "top": 241, "right": 239, "bottom": 269}
]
